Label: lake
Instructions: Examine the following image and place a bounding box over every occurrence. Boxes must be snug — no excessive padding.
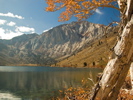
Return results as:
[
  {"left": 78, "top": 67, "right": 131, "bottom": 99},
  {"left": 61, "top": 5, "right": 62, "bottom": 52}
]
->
[{"left": 0, "top": 66, "right": 102, "bottom": 100}]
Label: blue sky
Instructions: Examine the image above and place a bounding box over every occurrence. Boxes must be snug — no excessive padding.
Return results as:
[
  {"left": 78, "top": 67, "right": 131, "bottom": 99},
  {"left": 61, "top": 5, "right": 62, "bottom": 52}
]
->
[{"left": 0, "top": 0, "right": 120, "bottom": 39}]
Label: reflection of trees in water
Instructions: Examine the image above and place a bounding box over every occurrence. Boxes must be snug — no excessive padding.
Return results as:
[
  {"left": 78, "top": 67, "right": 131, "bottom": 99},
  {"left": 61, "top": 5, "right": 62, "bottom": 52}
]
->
[{"left": 0, "top": 68, "right": 101, "bottom": 99}]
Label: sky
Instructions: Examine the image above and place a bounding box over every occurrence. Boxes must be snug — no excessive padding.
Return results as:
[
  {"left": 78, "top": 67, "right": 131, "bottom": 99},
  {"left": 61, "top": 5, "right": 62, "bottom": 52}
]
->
[{"left": 0, "top": 0, "right": 120, "bottom": 40}]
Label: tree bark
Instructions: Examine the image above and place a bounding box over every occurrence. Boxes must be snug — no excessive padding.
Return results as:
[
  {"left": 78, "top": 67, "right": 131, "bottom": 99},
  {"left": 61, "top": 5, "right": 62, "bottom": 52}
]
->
[
  {"left": 91, "top": 0, "right": 133, "bottom": 99},
  {"left": 130, "top": 63, "right": 133, "bottom": 89}
]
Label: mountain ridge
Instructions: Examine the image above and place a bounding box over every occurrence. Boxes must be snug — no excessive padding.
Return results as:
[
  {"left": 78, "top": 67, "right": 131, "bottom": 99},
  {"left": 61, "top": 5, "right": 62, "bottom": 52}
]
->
[{"left": 0, "top": 21, "right": 116, "bottom": 66}]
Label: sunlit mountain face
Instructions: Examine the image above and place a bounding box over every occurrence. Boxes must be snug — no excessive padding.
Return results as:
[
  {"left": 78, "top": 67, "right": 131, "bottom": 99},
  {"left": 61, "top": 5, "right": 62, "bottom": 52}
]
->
[{"left": 0, "top": 21, "right": 114, "bottom": 66}]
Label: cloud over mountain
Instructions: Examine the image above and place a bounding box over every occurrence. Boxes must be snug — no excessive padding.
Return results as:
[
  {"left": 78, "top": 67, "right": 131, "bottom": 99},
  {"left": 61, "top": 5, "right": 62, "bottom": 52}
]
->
[
  {"left": 0, "top": 12, "right": 35, "bottom": 39},
  {"left": 0, "top": 20, "right": 35, "bottom": 39},
  {"left": 15, "top": 26, "right": 35, "bottom": 33},
  {"left": 0, "top": 28, "right": 24, "bottom": 39}
]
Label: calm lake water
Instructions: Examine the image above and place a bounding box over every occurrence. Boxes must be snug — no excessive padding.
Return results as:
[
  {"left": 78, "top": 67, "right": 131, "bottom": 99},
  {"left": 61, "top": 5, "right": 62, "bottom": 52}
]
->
[{"left": 0, "top": 66, "right": 102, "bottom": 100}]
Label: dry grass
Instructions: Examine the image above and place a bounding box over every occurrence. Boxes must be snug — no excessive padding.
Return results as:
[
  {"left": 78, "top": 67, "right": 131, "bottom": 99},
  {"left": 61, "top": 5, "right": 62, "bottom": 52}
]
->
[{"left": 53, "top": 32, "right": 117, "bottom": 68}]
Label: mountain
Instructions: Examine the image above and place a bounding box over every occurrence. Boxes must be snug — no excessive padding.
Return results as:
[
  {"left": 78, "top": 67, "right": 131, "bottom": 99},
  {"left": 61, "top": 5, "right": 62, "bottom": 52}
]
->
[
  {"left": 53, "top": 31, "right": 118, "bottom": 68},
  {"left": 0, "top": 21, "right": 116, "bottom": 66}
]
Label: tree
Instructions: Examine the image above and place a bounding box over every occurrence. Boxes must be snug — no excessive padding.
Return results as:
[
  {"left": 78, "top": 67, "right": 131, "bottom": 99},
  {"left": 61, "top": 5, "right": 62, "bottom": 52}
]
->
[
  {"left": 45, "top": 0, "right": 120, "bottom": 21},
  {"left": 45, "top": 0, "right": 133, "bottom": 99}
]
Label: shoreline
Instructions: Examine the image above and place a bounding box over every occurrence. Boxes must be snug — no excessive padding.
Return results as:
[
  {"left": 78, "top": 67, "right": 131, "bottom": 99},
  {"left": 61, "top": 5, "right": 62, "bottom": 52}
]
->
[{"left": 0, "top": 64, "right": 104, "bottom": 69}]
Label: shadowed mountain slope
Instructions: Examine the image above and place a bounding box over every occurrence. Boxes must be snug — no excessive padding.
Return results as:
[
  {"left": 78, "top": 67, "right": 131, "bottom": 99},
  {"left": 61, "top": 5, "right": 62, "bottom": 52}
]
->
[{"left": 0, "top": 21, "right": 117, "bottom": 66}]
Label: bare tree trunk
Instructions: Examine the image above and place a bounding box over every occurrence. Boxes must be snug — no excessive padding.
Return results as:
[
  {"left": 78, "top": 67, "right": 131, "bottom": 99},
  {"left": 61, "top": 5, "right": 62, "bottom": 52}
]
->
[
  {"left": 130, "top": 63, "right": 133, "bottom": 89},
  {"left": 91, "top": 0, "right": 133, "bottom": 99}
]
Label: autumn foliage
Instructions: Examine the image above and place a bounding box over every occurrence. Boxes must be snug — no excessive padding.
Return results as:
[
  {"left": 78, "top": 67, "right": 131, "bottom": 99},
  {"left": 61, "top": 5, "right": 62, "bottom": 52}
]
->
[
  {"left": 53, "top": 77, "right": 133, "bottom": 100},
  {"left": 45, "top": 0, "right": 119, "bottom": 21},
  {"left": 55, "top": 79, "right": 92, "bottom": 100}
]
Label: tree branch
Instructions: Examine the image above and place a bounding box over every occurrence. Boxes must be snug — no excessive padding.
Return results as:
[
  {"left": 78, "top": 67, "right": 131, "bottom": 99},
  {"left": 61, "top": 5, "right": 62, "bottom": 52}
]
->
[{"left": 99, "top": 5, "right": 121, "bottom": 12}]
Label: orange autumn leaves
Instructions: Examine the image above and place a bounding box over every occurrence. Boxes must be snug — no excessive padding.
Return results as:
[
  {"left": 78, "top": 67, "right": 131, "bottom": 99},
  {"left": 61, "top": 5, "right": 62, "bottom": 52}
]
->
[{"left": 45, "top": 0, "right": 117, "bottom": 21}]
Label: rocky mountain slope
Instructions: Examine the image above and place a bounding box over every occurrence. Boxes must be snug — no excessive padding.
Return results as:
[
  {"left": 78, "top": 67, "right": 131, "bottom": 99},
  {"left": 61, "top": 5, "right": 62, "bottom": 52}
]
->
[
  {"left": 53, "top": 31, "right": 118, "bottom": 68},
  {"left": 0, "top": 21, "right": 116, "bottom": 66}
]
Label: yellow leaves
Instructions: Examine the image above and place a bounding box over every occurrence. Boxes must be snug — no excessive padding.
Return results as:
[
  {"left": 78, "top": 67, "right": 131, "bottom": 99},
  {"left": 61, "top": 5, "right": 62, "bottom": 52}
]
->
[
  {"left": 75, "top": 4, "right": 81, "bottom": 9},
  {"left": 58, "top": 11, "right": 71, "bottom": 22},
  {"left": 54, "top": 0, "right": 62, "bottom": 3},
  {"left": 45, "top": 0, "right": 54, "bottom": 6},
  {"left": 57, "top": 86, "right": 90, "bottom": 100},
  {"left": 56, "top": 78, "right": 94, "bottom": 99},
  {"left": 74, "top": 14, "right": 83, "bottom": 20},
  {"left": 59, "top": 90, "right": 63, "bottom": 93},
  {"left": 67, "top": 87, "right": 73, "bottom": 91},
  {"left": 82, "top": 10, "right": 89, "bottom": 14},
  {"left": 82, "top": 1, "right": 91, "bottom": 8},
  {"left": 66, "top": 1, "right": 81, "bottom": 10},
  {"left": 74, "top": 10, "right": 80, "bottom": 14},
  {"left": 45, "top": 0, "right": 118, "bottom": 21},
  {"left": 76, "top": 0, "right": 85, "bottom": 1},
  {"left": 45, "top": 0, "right": 56, "bottom": 12},
  {"left": 118, "top": 89, "right": 133, "bottom": 100},
  {"left": 68, "top": 0, "right": 75, "bottom": 5},
  {"left": 46, "top": 7, "right": 54, "bottom": 12}
]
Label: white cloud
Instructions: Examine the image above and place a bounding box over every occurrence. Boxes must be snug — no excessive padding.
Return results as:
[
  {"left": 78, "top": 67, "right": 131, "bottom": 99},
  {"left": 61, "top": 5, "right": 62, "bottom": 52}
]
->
[
  {"left": 95, "top": 9, "right": 103, "bottom": 15},
  {"left": 15, "top": 26, "right": 35, "bottom": 33},
  {"left": 0, "top": 19, "right": 7, "bottom": 25},
  {"left": 7, "top": 21, "right": 16, "bottom": 26},
  {"left": 0, "top": 28, "right": 5, "bottom": 33},
  {"left": 0, "top": 28, "right": 24, "bottom": 39},
  {"left": 0, "top": 12, "right": 24, "bottom": 19}
]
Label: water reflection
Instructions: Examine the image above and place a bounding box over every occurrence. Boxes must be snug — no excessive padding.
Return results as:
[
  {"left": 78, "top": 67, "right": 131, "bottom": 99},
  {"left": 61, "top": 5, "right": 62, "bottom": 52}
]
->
[
  {"left": 0, "top": 92, "right": 21, "bottom": 100},
  {"left": 0, "top": 66, "right": 102, "bottom": 100}
]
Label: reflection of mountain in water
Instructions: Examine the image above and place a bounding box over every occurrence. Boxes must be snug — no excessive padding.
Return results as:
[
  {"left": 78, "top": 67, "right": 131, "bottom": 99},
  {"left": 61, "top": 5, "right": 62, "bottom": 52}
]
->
[{"left": 0, "top": 67, "right": 102, "bottom": 99}]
